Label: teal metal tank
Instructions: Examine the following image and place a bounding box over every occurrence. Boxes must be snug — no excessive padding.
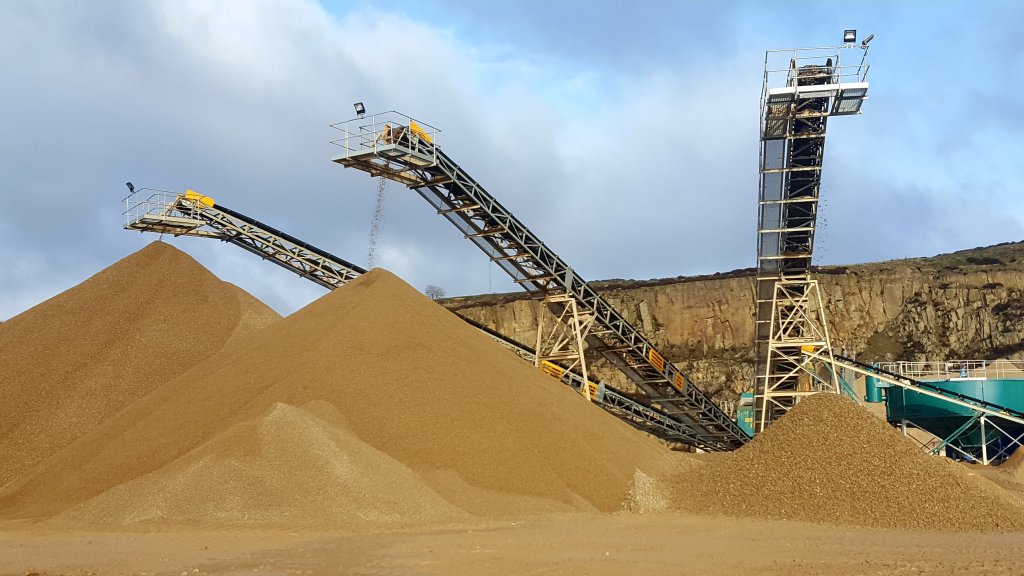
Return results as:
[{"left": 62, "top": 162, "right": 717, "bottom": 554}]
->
[
  {"left": 865, "top": 375, "right": 884, "bottom": 403},
  {"left": 736, "top": 392, "right": 755, "bottom": 437},
  {"left": 885, "top": 379, "right": 1024, "bottom": 451}
]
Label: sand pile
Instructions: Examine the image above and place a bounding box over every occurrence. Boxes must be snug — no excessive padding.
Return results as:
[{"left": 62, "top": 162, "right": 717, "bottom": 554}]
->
[
  {"left": 0, "top": 242, "right": 279, "bottom": 488},
  {"left": 1001, "top": 447, "right": 1024, "bottom": 482},
  {"left": 0, "top": 269, "right": 670, "bottom": 527},
  {"left": 668, "top": 394, "right": 1024, "bottom": 531},
  {"left": 55, "top": 401, "right": 465, "bottom": 527}
]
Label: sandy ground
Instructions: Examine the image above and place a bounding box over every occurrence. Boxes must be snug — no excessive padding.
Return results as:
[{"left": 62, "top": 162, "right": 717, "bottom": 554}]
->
[{"left": 4, "top": 513, "right": 1024, "bottom": 576}]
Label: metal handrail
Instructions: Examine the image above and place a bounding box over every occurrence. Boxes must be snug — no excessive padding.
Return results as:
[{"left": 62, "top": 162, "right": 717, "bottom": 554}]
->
[
  {"left": 875, "top": 359, "right": 1024, "bottom": 381},
  {"left": 123, "top": 188, "right": 199, "bottom": 229},
  {"left": 329, "top": 111, "right": 441, "bottom": 158}
]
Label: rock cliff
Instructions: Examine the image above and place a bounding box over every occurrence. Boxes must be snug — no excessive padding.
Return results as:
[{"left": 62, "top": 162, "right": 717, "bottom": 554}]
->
[{"left": 444, "top": 242, "right": 1024, "bottom": 400}]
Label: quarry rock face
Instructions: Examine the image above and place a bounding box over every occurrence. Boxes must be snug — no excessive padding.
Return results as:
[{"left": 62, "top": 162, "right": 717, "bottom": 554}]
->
[{"left": 447, "top": 242, "right": 1024, "bottom": 398}]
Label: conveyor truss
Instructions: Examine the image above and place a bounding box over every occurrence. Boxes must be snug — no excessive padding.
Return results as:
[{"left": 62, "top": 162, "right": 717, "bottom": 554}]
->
[
  {"left": 122, "top": 187, "right": 721, "bottom": 448},
  {"left": 856, "top": 356, "right": 1024, "bottom": 463},
  {"left": 330, "top": 112, "right": 749, "bottom": 451},
  {"left": 754, "top": 43, "right": 871, "bottom": 432},
  {"left": 123, "top": 188, "right": 365, "bottom": 289}
]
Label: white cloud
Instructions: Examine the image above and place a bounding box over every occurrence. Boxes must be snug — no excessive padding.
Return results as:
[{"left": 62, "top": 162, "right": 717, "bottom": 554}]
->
[{"left": 2, "top": 0, "right": 1023, "bottom": 320}]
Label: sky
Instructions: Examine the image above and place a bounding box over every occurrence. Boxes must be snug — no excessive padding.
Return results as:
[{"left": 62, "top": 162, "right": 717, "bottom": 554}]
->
[{"left": 1, "top": 0, "right": 1022, "bottom": 318}]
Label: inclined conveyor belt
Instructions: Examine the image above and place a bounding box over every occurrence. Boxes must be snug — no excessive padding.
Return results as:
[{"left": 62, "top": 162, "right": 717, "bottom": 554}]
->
[
  {"left": 123, "top": 189, "right": 713, "bottom": 446},
  {"left": 214, "top": 203, "right": 367, "bottom": 280},
  {"left": 753, "top": 62, "right": 834, "bottom": 428},
  {"left": 332, "top": 117, "right": 750, "bottom": 450},
  {"left": 834, "top": 355, "right": 1024, "bottom": 426}
]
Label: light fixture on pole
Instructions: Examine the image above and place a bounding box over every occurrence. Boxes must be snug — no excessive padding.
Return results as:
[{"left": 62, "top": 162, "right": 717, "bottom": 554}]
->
[
  {"left": 861, "top": 33, "right": 874, "bottom": 47},
  {"left": 353, "top": 102, "right": 366, "bottom": 117},
  {"left": 843, "top": 29, "right": 857, "bottom": 44}
]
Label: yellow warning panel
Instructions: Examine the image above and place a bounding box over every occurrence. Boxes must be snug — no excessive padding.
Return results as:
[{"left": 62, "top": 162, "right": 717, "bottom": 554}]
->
[
  {"left": 648, "top": 349, "right": 666, "bottom": 372},
  {"left": 540, "top": 361, "right": 565, "bottom": 379},
  {"left": 409, "top": 120, "right": 433, "bottom": 143},
  {"left": 674, "top": 372, "right": 687, "bottom": 392},
  {"left": 184, "top": 189, "right": 215, "bottom": 208},
  {"left": 801, "top": 345, "right": 817, "bottom": 354}
]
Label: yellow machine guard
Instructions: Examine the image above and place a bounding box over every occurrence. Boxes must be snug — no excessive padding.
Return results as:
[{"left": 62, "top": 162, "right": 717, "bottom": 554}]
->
[
  {"left": 184, "top": 189, "right": 215, "bottom": 208},
  {"left": 409, "top": 120, "right": 433, "bottom": 143}
]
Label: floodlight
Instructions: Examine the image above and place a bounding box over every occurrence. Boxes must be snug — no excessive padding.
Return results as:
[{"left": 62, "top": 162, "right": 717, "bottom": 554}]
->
[
  {"left": 862, "top": 33, "right": 874, "bottom": 46},
  {"left": 844, "top": 29, "right": 856, "bottom": 44},
  {"left": 353, "top": 102, "right": 366, "bottom": 117},
  {"left": 126, "top": 182, "right": 135, "bottom": 194}
]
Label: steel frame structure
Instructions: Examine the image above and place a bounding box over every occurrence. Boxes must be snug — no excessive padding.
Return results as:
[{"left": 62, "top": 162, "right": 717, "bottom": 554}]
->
[
  {"left": 920, "top": 414, "right": 1024, "bottom": 465},
  {"left": 331, "top": 112, "right": 748, "bottom": 451},
  {"left": 124, "top": 189, "right": 365, "bottom": 289},
  {"left": 756, "top": 278, "right": 841, "bottom": 431},
  {"left": 753, "top": 44, "right": 871, "bottom": 431},
  {"left": 834, "top": 354, "right": 1024, "bottom": 464},
  {"left": 122, "top": 187, "right": 716, "bottom": 447},
  {"left": 534, "top": 293, "right": 599, "bottom": 401}
]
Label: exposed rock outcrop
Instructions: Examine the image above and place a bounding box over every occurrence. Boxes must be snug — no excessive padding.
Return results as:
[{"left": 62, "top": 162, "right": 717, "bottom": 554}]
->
[{"left": 445, "top": 242, "right": 1024, "bottom": 400}]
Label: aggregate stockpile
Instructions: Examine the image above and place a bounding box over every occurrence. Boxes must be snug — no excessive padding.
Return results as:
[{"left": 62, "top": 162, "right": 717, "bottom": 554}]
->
[
  {"left": 0, "top": 254, "right": 670, "bottom": 528},
  {"left": 668, "top": 394, "right": 1024, "bottom": 531},
  {"left": 1003, "top": 448, "right": 1024, "bottom": 483},
  {"left": 0, "top": 242, "right": 280, "bottom": 488}
]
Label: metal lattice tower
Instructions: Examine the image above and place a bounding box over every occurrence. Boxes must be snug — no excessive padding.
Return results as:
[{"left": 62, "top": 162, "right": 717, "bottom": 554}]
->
[
  {"left": 331, "top": 114, "right": 749, "bottom": 451},
  {"left": 753, "top": 38, "right": 872, "bottom": 432}
]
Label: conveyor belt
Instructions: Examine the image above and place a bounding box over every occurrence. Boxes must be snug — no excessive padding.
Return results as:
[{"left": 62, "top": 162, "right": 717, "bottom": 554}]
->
[
  {"left": 123, "top": 188, "right": 714, "bottom": 446},
  {"left": 834, "top": 355, "right": 1024, "bottom": 426},
  {"left": 124, "top": 189, "right": 364, "bottom": 290},
  {"left": 332, "top": 116, "right": 749, "bottom": 450}
]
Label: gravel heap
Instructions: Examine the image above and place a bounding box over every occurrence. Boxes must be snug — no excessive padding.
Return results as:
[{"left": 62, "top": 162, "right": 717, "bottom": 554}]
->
[
  {"left": 1002, "top": 447, "right": 1024, "bottom": 482},
  {"left": 1, "top": 267, "right": 670, "bottom": 527},
  {"left": 0, "top": 242, "right": 279, "bottom": 488},
  {"left": 668, "top": 393, "right": 1024, "bottom": 531},
  {"left": 54, "top": 402, "right": 467, "bottom": 528}
]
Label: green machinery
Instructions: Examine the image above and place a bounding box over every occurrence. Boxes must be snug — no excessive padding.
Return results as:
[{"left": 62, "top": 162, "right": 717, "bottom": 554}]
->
[{"left": 863, "top": 361, "right": 1024, "bottom": 464}]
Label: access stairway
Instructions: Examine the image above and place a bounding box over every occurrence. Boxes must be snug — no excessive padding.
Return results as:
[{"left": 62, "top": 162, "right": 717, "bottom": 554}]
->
[
  {"left": 331, "top": 113, "right": 749, "bottom": 451},
  {"left": 123, "top": 188, "right": 717, "bottom": 447}
]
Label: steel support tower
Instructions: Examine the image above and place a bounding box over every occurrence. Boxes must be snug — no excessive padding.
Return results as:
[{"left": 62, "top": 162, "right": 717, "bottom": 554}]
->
[
  {"left": 753, "top": 40, "right": 872, "bottom": 432},
  {"left": 331, "top": 114, "right": 749, "bottom": 451}
]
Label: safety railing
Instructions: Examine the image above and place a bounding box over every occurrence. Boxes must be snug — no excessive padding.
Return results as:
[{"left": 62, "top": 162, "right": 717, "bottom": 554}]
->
[
  {"left": 760, "top": 43, "right": 871, "bottom": 129},
  {"left": 329, "top": 111, "right": 441, "bottom": 163},
  {"left": 123, "top": 189, "right": 197, "bottom": 229},
  {"left": 875, "top": 359, "right": 1024, "bottom": 381}
]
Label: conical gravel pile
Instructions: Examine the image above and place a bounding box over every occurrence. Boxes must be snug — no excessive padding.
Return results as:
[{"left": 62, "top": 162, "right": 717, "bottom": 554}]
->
[
  {"left": 0, "top": 268, "right": 670, "bottom": 527},
  {"left": 668, "top": 393, "right": 1024, "bottom": 531},
  {"left": 0, "top": 242, "right": 279, "bottom": 488}
]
